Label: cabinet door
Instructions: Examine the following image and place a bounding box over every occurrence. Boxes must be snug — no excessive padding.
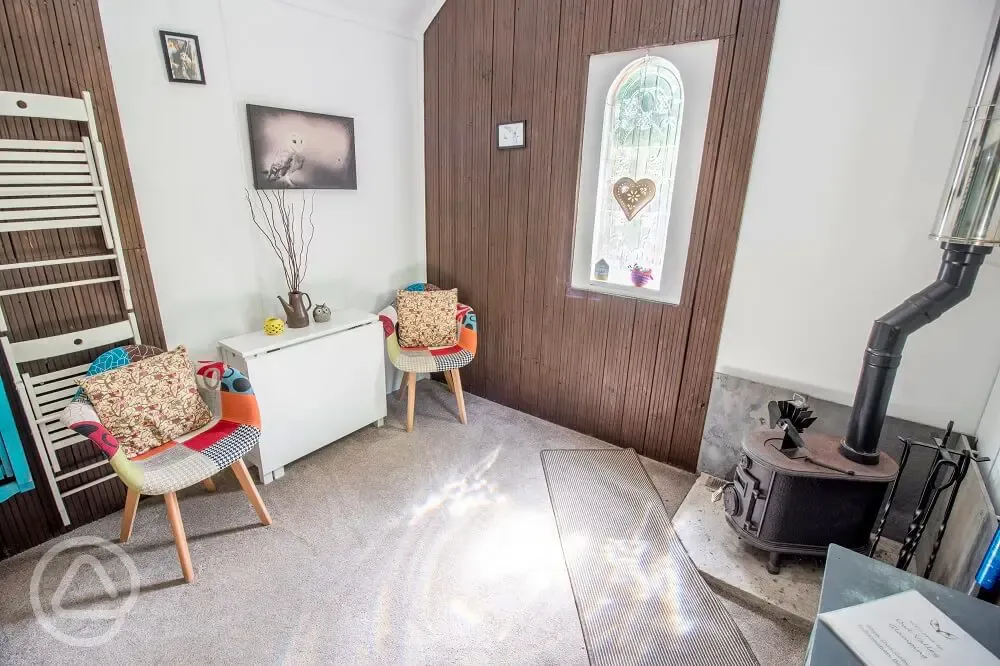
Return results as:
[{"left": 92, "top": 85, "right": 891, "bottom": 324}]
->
[{"left": 246, "top": 322, "right": 386, "bottom": 473}]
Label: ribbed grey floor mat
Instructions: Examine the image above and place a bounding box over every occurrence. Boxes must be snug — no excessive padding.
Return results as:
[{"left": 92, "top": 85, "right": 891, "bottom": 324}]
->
[{"left": 541, "top": 448, "right": 758, "bottom": 666}]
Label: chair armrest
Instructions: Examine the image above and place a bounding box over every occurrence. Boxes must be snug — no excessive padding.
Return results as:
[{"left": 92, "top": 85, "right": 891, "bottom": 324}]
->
[
  {"left": 61, "top": 400, "right": 121, "bottom": 458},
  {"left": 61, "top": 400, "right": 145, "bottom": 491},
  {"left": 378, "top": 306, "right": 399, "bottom": 344},
  {"left": 195, "top": 361, "right": 255, "bottom": 394},
  {"left": 456, "top": 303, "right": 477, "bottom": 357}
]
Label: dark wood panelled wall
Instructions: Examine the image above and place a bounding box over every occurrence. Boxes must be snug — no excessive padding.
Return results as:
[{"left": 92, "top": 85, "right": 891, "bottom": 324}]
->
[
  {"left": 424, "top": 0, "right": 779, "bottom": 469},
  {"left": 0, "top": 0, "right": 165, "bottom": 557}
]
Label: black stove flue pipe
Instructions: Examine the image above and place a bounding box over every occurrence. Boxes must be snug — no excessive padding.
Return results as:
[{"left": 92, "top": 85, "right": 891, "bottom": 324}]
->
[{"left": 839, "top": 242, "right": 992, "bottom": 465}]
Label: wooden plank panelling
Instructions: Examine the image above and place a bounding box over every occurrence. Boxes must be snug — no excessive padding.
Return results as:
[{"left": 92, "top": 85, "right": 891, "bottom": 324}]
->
[
  {"left": 0, "top": 0, "right": 166, "bottom": 559},
  {"left": 483, "top": 0, "right": 516, "bottom": 402},
  {"left": 490, "top": 0, "right": 536, "bottom": 409},
  {"left": 670, "top": 0, "right": 780, "bottom": 469},
  {"left": 424, "top": 0, "right": 779, "bottom": 470},
  {"left": 516, "top": 0, "right": 563, "bottom": 418}
]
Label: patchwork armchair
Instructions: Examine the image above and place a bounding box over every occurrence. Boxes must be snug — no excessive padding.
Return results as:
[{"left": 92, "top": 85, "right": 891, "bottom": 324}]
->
[
  {"left": 61, "top": 345, "right": 272, "bottom": 583},
  {"left": 379, "top": 283, "right": 478, "bottom": 432}
]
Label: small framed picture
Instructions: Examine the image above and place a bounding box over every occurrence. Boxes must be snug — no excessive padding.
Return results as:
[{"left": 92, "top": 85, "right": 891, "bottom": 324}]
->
[
  {"left": 159, "top": 30, "right": 205, "bottom": 84},
  {"left": 497, "top": 121, "right": 527, "bottom": 150}
]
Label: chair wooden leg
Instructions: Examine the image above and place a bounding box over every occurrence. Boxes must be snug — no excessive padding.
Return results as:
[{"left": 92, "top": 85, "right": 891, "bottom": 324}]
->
[
  {"left": 231, "top": 458, "right": 273, "bottom": 526},
  {"left": 396, "top": 372, "right": 410, "bottom": 400},
  {"left": 201, "top": 476, "right": 216, "bottom": 493},
  {"left": 406, "top": 370, "right": 416, "bottom": 433},
  {"left": 443, "top": 371, "right": 455, "bottom": 393},
  {"left": 120, "top": 487, "right": 140, "bottom": 544},
  {"left": 450, "top": 369, "right": 468, "bottom": 425},
  {"left": 163, "top": 492, "right": 194, "bottom": 583}
]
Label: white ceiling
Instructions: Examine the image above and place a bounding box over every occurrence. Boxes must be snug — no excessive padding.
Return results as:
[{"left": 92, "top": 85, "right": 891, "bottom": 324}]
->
[{"left": 277, "top": 0, "right": 443, "bottom": 36}]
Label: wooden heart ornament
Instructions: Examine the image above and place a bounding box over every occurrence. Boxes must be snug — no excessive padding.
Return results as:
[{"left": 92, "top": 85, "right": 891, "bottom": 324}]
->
[{"left": 613, "top": 177, "right": 657, "bottom": 220}]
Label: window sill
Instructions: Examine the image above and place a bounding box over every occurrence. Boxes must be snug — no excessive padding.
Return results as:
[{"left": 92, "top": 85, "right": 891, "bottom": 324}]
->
[{"left": 567, "top": 279, "right": 680, "bottom": 305}]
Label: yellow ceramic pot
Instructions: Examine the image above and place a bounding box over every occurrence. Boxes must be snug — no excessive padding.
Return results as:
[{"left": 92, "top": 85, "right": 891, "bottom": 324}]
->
[{"left": 264, "top": 317, "right": 285, "bottom": 336}]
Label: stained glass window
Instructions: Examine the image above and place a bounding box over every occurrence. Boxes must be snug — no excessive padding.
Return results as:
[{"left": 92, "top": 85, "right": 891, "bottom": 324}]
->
[{"left": 589, "top": 56, "right": 683, "bottom": 290}]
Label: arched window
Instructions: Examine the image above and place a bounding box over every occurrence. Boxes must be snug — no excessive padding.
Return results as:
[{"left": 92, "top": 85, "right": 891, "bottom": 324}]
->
[{"left": 589, "top": 56, "right": 683, "bottom": 290}]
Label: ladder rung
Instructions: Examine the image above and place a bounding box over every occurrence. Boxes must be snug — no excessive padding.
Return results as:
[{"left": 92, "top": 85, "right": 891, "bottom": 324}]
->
[
  {"left": 0, "top": 254, "right": 117, "bottom": 271},
  {"left": 45, "top": 420, "right": 75, "bottom": 436},
  {"left": 0, "top": 196, "right": 96, "bottom": 210},
  {"left": 60, "top": 471, "right": 117, "bottom": 496},
  {"left": 0, "top": 206, "right": 100, "bottom": 221},
  {"left": 0, "top": 275, "right": 120, "bottom": 297},
  {"left": 51, "top": 433, "right": 86, "bottom": 450},
  {"left": 13, "top": 319, "right": 137, "bottom": 366},
  {"left": 36, "top": 385, "right": 80, "bottom": 406},
  {"left": 0, "top": 151, "right": 88, "bottom": 163},
  {"left": 25, "top": 363, "right": 92, "bottom": 386},
  {"left": 0, "top": 139, "right": 85, "bottom": 152},
  {"left": 0, "top": 174, "right": 92, "bottom": 185},
  {"left": 0, "top": 185, "right": 101, "bottom": 196},
  {"left": 0, "top": 162, "right": 90, "bottom": 174},
  {"left": 0, "top": 217, "right": 103, "bottom": 233},
  {"left": 54, "top": 458, "right": 107, "bottom": 482}
]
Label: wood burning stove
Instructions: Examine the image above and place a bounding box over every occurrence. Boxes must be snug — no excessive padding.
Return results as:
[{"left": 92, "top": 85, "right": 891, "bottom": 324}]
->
[
  {"left": 724, "top": 429, "right": 897, "bottom": 573},
  {"left": 724, "top": 242, "right": 991, "bottom": 572}
]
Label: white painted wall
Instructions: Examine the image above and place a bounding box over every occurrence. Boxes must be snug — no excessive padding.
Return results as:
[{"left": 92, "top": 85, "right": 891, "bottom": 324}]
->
[
  {"left": 98, "top": 0, "right": 425, "bottom": 362},
  {"left": 717, "top": 0, "right": 1000, "bottom": 433}
]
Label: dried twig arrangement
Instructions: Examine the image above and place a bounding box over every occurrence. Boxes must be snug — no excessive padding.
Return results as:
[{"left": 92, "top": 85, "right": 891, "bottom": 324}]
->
[{"left": 246, "top": 189, "right": 316, "bottom": 293}]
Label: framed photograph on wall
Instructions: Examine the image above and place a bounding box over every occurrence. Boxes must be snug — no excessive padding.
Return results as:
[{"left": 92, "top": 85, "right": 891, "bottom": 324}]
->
[
  {"left": 246, "top": 104, "right": 358, "bottom": 190},
  {"left": 158, "top": 30, "right": 205, "bottom": 84},
  {"left": 497, "top": 120, "right": 527, "bottom": 150}
]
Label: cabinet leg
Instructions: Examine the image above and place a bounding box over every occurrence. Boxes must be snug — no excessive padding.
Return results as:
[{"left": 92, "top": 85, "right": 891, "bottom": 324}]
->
[
  {"left": 767, "top": 551, "right": 782, "bottom": 575},
  {"left": 376, "top": 417, "right": 385, "bottom": 428}
]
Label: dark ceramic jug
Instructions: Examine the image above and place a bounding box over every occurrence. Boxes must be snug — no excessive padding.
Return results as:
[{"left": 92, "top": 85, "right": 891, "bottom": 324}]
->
[{"left": 278, "top": 291, "right": 311, "bottom": 328}]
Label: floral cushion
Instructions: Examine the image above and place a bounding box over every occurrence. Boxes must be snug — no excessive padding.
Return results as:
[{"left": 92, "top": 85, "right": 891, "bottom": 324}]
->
[
  {"left": 76, "top": 346, "right": 212, "bottom": 458},
  {"left": 396, "top": 288, "right": 457, "bottom": 348}
]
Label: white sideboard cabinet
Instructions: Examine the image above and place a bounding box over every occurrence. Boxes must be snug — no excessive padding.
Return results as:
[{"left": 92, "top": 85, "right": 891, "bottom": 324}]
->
[{"left": 219, "top": 309, "right": 387, "bottom": 483}]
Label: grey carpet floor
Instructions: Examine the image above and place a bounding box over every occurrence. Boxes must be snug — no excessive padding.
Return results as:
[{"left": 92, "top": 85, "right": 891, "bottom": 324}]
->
[{"left": 0, "top": 379, "right": 808, "bottom": 665}]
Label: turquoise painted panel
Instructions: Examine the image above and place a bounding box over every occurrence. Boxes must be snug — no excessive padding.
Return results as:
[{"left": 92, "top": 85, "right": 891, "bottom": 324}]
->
[
  {"left": 0, "top": 435, "right": 12, "bottom": 481},
  {"left": 0, "top": 378, "right": 32, "bottom": 503}
]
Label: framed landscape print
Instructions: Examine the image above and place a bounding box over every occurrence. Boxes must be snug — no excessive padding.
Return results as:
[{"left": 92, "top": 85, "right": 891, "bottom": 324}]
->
[
  {"left": 246, "top": 104, "right": 358, "bottom": 190},
  {"left": 159, "top": 30, "right": 205, "bottom": 84}
]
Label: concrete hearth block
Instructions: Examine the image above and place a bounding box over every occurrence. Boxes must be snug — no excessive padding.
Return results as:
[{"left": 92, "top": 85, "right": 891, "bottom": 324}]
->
[{"left": 673, "top": 474, "right": 901, "bottom": 630}]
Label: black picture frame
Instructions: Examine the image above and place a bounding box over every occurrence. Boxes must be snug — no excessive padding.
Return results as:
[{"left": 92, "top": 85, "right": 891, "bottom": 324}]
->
[
  {"left": 497, "top": 120, "right": 527, "bottom": 150},
  {"left": 246, "top": 104, "right": 358, "bottom": 190},
  {"left": 159, "top": 30, "right": 205, "bottom": 84}
]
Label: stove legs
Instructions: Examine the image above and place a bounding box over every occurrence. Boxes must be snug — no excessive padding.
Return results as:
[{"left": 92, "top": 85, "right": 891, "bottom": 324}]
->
[{"left": 767, "top": 551, "right": 782, "bottom": 575}]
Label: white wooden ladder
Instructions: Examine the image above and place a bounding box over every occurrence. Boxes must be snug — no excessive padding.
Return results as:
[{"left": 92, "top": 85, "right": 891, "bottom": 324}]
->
[{"left": 0, "top": 90, "right": 140, "bottom": 526}]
